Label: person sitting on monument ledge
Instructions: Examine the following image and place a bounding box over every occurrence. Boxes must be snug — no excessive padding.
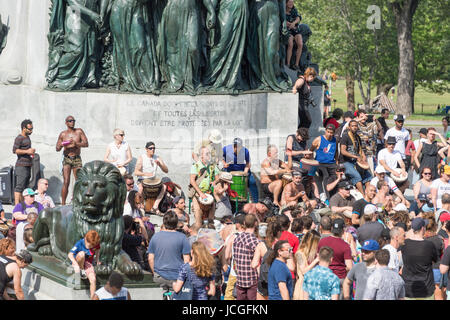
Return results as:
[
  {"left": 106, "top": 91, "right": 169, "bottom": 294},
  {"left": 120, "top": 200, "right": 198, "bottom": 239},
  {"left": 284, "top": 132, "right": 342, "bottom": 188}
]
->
[
  {"left": 68, "top": 230, "right": 101, "bottom": 299},
  {"left": 34, "top": 178, "right": 55, "bottom": 209},
  {"left": 284, "top": 128, "right": 313, "bottom": 168},
  {"left": 190, "top": 146, "right": 220, "bottom": 228},
  {"left": 103, "top": 128, "right": 133, "bottom": 175},
  {"left": 92, "top": 271, "right": 131, "bottom": 300},
  {"left": 12, "top": 188, "right": 44, "bottom": 228},
  {"left": 222, "top": 137, "right": 259, "bottom": 203},
  {"left": 280, "top": 169, "right": 311, "bottom": 209},
  {"left": 134, "top": 141, "right": 169, "bottom": 216},
  {"left": 192, "top": 129, "right": 223, "bottom": 165},
  {"left": 56, "top": 115, "right": 89, "bottom": 205},
  {"left": 260, "top": 144, "right": 291, "bottom": 208}
]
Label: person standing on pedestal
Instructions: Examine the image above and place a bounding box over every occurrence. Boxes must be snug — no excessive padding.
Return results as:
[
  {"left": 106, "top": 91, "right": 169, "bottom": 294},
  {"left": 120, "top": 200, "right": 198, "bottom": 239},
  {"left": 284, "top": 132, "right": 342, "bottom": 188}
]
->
[
  {"left": 104, "top": 128, "right": 132, "bottom": 175},
  {"left": 12, "top": 120, "right": 35, "bottom": 205},
  {"left": 292, "top": 67, "right": 317, "bottom": 129},
  {"left": 56, "top": 116, "right": 89, "bottom": 205}
]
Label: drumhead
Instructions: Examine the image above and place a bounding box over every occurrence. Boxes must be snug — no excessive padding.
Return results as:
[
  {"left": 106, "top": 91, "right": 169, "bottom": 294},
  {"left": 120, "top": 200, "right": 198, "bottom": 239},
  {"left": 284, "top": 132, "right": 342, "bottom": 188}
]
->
[
  {"left": 301, "top": 158, "right": 319, "bottom": 166},
  {"left": 199, "top": 194, "right": 214, "bottom": 205},
  {"left": 357, "top": 161, "right": 370, "bottom": 170},
  {"left": 391, "top": 169, "right": 408, "bottom": 182},
  {"left": 230, "top": 171, "right": 246, "bottom": 176},
  {"left": 143, "top": 177, "right": 162, "bottom": 186}
]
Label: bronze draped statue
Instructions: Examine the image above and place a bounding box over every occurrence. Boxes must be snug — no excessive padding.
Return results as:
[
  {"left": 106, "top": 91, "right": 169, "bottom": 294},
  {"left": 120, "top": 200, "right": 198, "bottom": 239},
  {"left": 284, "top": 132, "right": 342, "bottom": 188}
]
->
[
  {"left": 44, "top": 0, "right": 314, "bottom": 94},
  {"left": 28, "top": 161, "right": 142, "bottom": 276}
]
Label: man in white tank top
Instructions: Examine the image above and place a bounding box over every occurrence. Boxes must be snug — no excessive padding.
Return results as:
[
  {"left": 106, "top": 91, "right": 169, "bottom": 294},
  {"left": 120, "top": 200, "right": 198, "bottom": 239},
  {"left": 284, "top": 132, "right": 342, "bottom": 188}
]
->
[{"left": 134, "top": 142, "right": 169, "bottom": 215}]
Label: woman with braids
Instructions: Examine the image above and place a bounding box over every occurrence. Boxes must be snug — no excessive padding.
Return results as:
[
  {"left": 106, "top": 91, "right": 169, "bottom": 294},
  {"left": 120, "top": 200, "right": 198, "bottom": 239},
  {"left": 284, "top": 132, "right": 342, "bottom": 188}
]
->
[
  {"left": 339, "top": 120, "right": 372, "bottom": 194},
  {"left": 173, "top": 241, "right": 216, "bottom": 300}
]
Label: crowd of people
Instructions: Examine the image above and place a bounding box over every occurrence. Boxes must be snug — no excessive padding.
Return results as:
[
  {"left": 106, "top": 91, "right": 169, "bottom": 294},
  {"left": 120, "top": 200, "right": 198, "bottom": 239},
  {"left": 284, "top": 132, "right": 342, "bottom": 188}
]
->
[{"left": 1, "top": 107, "right": 450, "bottom": 300}]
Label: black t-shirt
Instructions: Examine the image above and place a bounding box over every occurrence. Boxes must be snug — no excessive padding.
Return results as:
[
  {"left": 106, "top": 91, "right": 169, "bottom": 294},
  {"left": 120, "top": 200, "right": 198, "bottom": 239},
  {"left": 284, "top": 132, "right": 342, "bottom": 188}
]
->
[
  {"left": 425, "top": 235, "right": 444, "bottom": 269},
  {"left": 325, "top": 175, "right": 347, "bottom": 198},
  {"left": 441, "top": 246, "right": 450, "bottom": 278},
  {"left": 352, "top": 198, "right": 370, "bottom": 218},
  {"left": 401, "top": 239, "right": 438, "bottom": 298},
  {"left": 122, "top": 233, "right": 143, "bottom": 264},
  {"left": 339, "top": 132, "right": 361, "bottom": 163},
  {"left": 12, "top": 135, "right": 32, "bottom": 167}
]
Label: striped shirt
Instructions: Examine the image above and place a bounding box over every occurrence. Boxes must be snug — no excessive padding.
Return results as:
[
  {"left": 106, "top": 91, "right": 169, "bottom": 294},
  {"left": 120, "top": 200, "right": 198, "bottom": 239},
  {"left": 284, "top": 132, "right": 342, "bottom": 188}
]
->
[
  {"left": 233, "top": 232, "right": 260, "bottom": 288},
  {"left": 12, "top": 135, "right": 32, "bottom": 167}
]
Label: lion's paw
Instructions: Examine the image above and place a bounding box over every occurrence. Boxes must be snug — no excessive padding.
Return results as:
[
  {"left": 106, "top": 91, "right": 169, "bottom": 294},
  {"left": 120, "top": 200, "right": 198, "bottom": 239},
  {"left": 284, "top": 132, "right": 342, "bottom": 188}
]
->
[
  {"left": 119, "top": 260, "right": 142, "bottom": 276},
  {"left": 95, "top": 264, "right": 113, "bottom": 276},
  {"left": 38, "top": 245, "right": 53, "bottom": 256}
]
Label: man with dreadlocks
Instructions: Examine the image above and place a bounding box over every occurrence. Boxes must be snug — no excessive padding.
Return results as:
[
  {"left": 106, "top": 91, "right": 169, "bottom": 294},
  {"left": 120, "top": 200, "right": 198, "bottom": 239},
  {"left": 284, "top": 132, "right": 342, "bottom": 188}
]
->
[{"left": 339, "top": 120, "right": 372, "bottom": 194}]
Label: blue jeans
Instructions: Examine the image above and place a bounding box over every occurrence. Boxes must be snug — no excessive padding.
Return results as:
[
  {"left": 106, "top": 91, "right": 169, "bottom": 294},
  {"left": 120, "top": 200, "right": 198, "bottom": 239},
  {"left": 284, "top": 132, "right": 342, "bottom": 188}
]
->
[
  {"left": 343, "top": 162, "right": 372, "bottom": 185},
  {"left": 248, "top": 173, "right": 259, "bottom": 203}
]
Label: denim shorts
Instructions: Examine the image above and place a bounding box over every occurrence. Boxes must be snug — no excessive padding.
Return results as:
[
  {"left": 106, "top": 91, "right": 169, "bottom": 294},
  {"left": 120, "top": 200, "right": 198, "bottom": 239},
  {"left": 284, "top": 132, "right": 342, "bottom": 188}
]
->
[{"left": 433, "top": 268, "right": 448, "bottom": 286}]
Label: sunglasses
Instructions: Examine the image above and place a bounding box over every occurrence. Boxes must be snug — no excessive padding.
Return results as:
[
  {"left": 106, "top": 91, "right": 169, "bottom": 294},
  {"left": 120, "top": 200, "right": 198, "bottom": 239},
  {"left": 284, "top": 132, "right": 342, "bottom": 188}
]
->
[
  {"left": 27, "top": 127, "right": 33, "bottom": 131},
  {"left": 126, "top": 182, "right": 134, "bottom": 186},
  {"left": 67, "top": 119, "right": 76, "bottom": 123},
  {"left": 282, "top": 248, "right": 293, "bottom": 253},
  {"left": 147, "top": 147, "right": 155, "bottom": 150},
  {"left": 118, "top": 133, "right": 125, "bottom": 137}
]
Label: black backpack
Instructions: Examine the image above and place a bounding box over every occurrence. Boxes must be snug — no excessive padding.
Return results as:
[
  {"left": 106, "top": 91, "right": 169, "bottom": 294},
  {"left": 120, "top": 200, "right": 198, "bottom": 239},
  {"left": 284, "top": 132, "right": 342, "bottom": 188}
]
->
[{"left": 257, "top": 245, "right": 273, "bottom": 296}]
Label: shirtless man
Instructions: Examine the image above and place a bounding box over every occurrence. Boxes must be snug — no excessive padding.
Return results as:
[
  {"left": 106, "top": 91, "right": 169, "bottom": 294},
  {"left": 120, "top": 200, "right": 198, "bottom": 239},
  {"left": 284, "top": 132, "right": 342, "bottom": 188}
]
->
[
  {"left": 56, "top": 116, "right": 89, "bottom": 205},
  {"left": 281, "top": 170, "right": 313, "bottom": 209},
  {"left": 260, "top": 144, "right": 291, "bottom": 207}
]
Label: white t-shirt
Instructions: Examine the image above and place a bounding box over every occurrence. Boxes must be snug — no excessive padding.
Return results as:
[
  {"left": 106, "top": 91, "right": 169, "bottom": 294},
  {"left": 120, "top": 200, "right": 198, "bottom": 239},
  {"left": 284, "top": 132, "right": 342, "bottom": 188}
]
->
[
  {"left": 431, "top": 178, "right": 450, "bottom": 208},
  {"left": 377, "top": 148, "right": 403, "bottom": 169},
  {"left": 108, "top": 141, "right": 130, "bottom": 168},
  {"left": 15, "top": 222, "right": 28, "bottom": 252},
  {"left": 383, "top": 244, "right": 403, "bottom": 273},
  {"left": 384, "top": 127, "right": 409, "bottom": 158},
  {"left": 371, "top": 176, "right": 398, "bottom": 192},
  {"left": 123, "top": 203, "right": 142, "bottom": 219},
  {"left": 139, "top": 153, "right": 159, "bottom": 180},
  {"left": 95, "top": 286, "right": 128, "bottom": 300}
]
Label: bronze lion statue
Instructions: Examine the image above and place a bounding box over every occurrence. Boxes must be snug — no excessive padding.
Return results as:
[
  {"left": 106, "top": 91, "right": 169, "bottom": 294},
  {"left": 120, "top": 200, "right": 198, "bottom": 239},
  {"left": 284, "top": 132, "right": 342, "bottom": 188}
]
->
[{"left": 28, "top": 161, "right": 141, "bottom": 276}]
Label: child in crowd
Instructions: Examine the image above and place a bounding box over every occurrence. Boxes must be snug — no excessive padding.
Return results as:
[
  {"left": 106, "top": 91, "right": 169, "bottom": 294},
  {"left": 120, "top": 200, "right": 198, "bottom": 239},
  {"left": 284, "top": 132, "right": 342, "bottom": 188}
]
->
[
  {"left": 92, "top": 272, "right": 131, "bottom": 300},
  {"left": 68, "top": 230, "right": 101, "bottom": 299}
]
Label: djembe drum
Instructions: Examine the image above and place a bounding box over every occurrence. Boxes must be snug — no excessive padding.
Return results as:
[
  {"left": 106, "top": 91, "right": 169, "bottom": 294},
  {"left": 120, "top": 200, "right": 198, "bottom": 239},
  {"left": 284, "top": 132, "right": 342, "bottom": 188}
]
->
[
  {"left": 142, "top": 178, "right": 162, "bottom": 213},
  {"left": 230, "top": 171, "right": 248, "bottom": 202}
]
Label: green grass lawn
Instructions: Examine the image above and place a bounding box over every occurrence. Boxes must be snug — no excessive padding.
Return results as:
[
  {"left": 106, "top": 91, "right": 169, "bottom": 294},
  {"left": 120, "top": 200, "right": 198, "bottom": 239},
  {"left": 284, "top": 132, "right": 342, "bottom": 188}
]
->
[{"left": 326, "top": 79, "right": 449, "bottom": 120}]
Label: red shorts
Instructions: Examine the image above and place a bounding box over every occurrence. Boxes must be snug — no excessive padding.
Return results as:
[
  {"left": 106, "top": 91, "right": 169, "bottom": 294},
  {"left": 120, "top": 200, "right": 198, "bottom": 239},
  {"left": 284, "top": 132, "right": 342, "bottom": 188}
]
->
[{"left": 83, "top": 261, "right": 95, "bottom": 277}]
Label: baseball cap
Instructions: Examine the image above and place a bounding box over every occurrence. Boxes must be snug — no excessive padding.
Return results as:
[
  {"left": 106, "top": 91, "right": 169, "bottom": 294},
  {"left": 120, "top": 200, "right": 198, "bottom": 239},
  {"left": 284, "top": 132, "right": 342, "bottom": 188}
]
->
[
  {"left": 360, "top": 239, "right": 380, "bottom": 251},
  {"left": 393, "top": 114, "right": 405, "bottom": 121},
  {"left": 375, "top": 165, "right": 386, "bottom": 174},
  {"left": 22, "top": 188, "right": 37, "bottom": 197},
  {"left": 393, "top": 203, "right": 408, "bottom": 212},
  {"left": 443, "top": 165, "right": 450, "bottom": 175},
  {"left": 292, "top": 169, "right": 302, "bottom": 177},
  {"left": 338, "top": 180, "right": 353, "bottom": 190},
  {"left": 417, "top": 193, "right": 428, "bottom": 201},
  {"left": 331, "top": 218, "right": 345, "bottom": 233},
  {"left": 325, "top": 123, "right": 336, "bottom": 132},
  {"left": 258, "top": 197, "right": 273, "bottom": 210},
  {"left": 233, "top": 137, "right": 243, "bottom": 146},
  {"left": 364, "top": 204, "right": 378, "bottom": 216},
  {"left": 439, "top": 211, "right": 450, "bottom": 223},
  {"left": 419, "top": 128, "right": 427, "bottom": 135},
  {"left": 411, "top": 217, "right": 429, "bottom": 231},
  {"left": 386, "top": 136, "right": 396, "bottom": 145}
]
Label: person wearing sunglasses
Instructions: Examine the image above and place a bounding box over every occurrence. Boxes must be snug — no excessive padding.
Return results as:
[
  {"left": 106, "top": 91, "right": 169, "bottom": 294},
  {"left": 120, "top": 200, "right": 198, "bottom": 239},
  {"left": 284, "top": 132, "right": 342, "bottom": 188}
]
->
[
  {"left": 12, "top": 188, "right": 43, "bottom": 227},
  {"left": 104, "top": 128, "right": 132, "bottom": 175},
  {"left": 56, "top": 116, "right": 89, "bottom": 205},
  {"left": 12, "top": 119, "right": 35, "bottom": 205},
  {"left": 134, "top": 141, "right": 169, "bottom": 215}
]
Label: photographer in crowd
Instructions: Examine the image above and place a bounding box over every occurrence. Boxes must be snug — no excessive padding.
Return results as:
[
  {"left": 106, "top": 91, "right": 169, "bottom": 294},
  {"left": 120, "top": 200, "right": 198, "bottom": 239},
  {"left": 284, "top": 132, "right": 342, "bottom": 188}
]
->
[{"left": 122, "top": 215, "right": 147, "bottom": 271}]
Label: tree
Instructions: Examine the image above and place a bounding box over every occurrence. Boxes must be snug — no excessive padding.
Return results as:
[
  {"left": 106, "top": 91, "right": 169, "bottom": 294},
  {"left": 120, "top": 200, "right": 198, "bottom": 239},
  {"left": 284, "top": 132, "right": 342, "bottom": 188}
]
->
[{"left": 390, "top": 0, "right": 420, "bottom": 116}]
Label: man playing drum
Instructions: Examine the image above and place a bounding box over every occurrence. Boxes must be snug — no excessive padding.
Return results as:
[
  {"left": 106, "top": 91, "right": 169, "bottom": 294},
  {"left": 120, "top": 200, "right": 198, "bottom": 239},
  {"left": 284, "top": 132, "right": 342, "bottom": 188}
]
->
[
  {"left": 339, "top": 120, "right": 372, "bottom": 194},
  {"left": 280, "top": 170, "right": 316, "bottom": 210},
  {"left": 377, "top": 136, "right": 408, "bottom": 192},
  {"left": 260, "top": 145, "right": 291, "bottom": 208},
  {"left": 285, "top": 128, "right": 313, "bottom": 167},
  {"left": 222, "top": 137, "right": 259, "bottom": 202},
  {"left": 190, "top": 146, "right": 220, "bottom": 228},
  {"left": 134, "top": 142, "right": 169, "bottom": 216}
]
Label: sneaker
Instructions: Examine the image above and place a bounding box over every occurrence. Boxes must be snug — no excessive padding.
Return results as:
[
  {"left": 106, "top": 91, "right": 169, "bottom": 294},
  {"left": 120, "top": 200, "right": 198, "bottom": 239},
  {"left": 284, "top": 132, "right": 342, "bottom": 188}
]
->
[{"left": 80, "top": 270, "right": 87, "bottom": 280}]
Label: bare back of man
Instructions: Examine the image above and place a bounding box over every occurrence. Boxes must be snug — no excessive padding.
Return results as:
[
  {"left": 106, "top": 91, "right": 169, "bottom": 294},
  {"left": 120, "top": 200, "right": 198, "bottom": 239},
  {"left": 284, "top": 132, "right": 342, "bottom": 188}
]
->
[{"left": 56, "top": 116, "right": 89, "bottom": 205}]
